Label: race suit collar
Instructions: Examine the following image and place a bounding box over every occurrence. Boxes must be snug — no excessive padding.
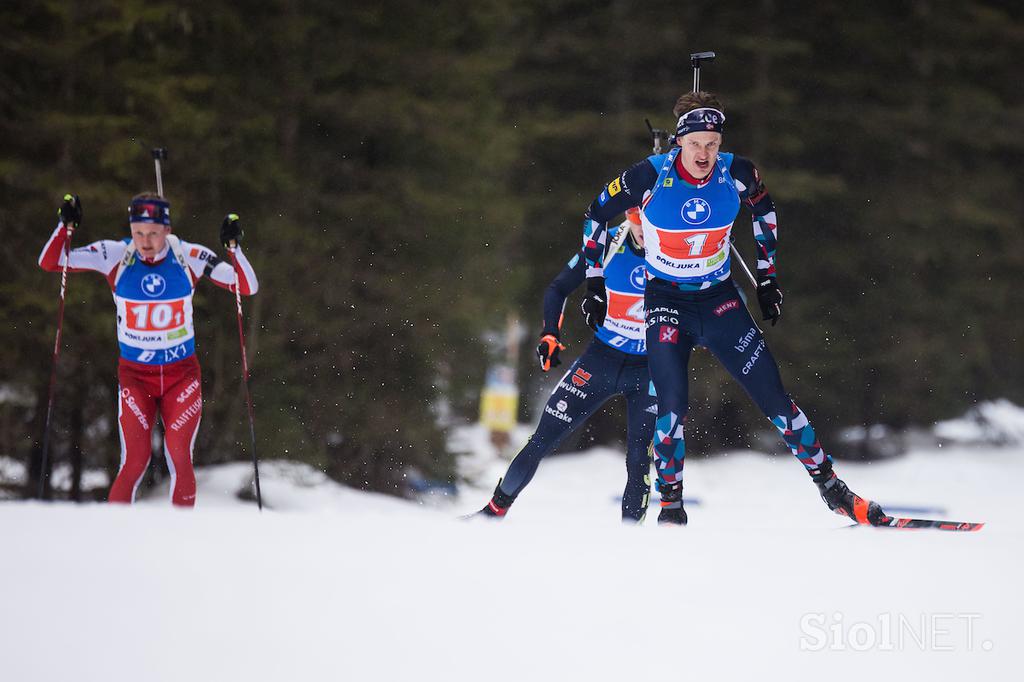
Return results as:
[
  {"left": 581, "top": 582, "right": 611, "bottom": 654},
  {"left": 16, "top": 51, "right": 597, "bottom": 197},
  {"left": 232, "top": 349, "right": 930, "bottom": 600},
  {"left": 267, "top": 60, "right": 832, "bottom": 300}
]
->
[
  {"left": 674, "top": 152, "right": 714, "bottom": 188},
  {"left": 140, "top": 243, "right": 170, "bottom": 264}
]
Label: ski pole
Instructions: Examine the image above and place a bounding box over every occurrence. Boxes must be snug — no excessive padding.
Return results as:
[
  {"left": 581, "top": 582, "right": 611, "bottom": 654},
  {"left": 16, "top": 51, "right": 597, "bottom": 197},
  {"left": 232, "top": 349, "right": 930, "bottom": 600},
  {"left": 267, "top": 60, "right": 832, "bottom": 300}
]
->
[
  {"left": 228, "top": 242, "right": 263, "bottom": 511},
  {"left": 729, "top": 239, "right": 759, "bottom": 289},
  {"left": 38, "top": 199, "right": 77, "bottom": 499},
  {"left": 602, "top": 218, "right": 632, "bottom": 269}
]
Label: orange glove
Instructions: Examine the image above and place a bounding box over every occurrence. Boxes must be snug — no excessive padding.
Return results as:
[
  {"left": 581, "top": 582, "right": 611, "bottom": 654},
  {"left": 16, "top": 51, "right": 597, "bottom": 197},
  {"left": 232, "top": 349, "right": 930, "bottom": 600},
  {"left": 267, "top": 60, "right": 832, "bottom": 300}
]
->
[{"left": 536, "top": 334, "right": 566, "bottom": 372}]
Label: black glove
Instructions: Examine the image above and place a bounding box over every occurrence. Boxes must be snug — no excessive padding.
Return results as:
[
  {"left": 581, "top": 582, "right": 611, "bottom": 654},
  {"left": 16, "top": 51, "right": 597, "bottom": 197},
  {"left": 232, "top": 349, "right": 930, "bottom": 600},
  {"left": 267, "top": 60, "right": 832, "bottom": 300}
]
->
[
  {"left": 757, "top": 277, "right": 783, "bottom": 326},
  {"left": 221, "top": 213, "right": 243, "bottom": 248},
  {"left": 58, "top": 194, "right": 82, "bottom": 226},
  {"left": 581, "top": 277, "right": 607, "bottom": 331},
  {"left": 536, "top": 333, "right": 566, "bottom": 372}
]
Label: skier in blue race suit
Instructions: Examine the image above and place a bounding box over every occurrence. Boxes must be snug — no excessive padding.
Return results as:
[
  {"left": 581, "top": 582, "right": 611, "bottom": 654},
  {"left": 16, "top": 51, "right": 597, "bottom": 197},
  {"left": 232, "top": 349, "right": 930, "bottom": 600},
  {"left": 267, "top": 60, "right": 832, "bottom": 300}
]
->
[
  {"left": 475, "top": 209, "right": 656, "bottom": 522},
  {"left": 580, "top": 91, "right": 889, "bottom": 526}
]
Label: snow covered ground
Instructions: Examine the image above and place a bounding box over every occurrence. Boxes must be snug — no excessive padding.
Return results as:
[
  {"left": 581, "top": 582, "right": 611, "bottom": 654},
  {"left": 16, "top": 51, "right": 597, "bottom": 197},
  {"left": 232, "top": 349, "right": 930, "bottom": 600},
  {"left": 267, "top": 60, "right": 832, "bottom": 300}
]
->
[{"left": 1, "top": 431, "right": 1021, "bottom": 681}]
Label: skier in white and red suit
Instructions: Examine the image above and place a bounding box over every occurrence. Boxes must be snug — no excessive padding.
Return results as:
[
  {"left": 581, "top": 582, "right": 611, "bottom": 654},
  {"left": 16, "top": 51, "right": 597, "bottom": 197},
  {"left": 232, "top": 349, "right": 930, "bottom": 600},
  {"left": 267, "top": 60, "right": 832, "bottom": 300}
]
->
[{"left": 38, "top": 194, "right": 258, "bottom": 506}]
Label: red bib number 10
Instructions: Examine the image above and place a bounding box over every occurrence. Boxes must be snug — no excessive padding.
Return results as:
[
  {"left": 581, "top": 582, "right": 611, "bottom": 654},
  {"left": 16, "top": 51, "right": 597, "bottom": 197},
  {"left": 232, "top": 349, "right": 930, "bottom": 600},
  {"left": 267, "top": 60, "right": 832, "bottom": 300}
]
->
[{"left": 128, "top": 300, "right": 186, "bottom": 331}]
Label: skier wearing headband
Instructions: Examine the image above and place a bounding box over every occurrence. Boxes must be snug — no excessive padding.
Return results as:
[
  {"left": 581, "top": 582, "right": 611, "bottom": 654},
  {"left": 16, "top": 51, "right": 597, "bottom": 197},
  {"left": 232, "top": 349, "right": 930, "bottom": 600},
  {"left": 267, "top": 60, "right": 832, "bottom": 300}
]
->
[
  {"left": 580, "top": 92, "right": 889, "bottom": 526},
  {"left": 38, "top": 193, "right": 258, "bottom": 506},
  {"left": 474, "top": 208, "right": 656, "bottom": 522}
]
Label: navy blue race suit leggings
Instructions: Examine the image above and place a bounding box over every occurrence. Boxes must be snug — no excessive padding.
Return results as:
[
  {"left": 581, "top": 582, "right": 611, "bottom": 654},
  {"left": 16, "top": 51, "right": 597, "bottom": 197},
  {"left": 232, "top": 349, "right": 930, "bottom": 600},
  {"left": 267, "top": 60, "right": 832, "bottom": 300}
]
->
[
  {"left": 498, "top": 339, "right": 655, "bottom": 521},
  {"left": 644, "top": 277, "right": 832, "bottom": 489}
]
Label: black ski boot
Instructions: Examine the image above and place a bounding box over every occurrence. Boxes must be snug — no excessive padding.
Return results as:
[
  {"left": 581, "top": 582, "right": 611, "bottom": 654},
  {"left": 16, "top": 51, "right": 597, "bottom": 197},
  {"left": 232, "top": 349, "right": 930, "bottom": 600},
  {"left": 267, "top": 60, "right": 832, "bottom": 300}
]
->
[
  {"left": 812, "top": 466, "right": 890, "bottom": 526},
  {"left": 468, "top": 480, "right": 516, "bottom": 520},
  {"left": 656, "top": 481, "right": 687, "bottom": 525}
]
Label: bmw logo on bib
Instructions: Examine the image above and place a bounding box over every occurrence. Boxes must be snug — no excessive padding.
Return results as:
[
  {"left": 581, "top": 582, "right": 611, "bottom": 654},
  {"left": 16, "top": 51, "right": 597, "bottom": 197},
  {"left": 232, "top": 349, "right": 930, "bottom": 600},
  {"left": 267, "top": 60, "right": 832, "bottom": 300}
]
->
[
  {"left": 681, "top": 198, "right": 711, "bottom": 225},
  {"left": 141, "top": 273, "right": 166, "bottom": 297},
  {"left": 630, "top": 265, "right": 646, "bottom": 290}
]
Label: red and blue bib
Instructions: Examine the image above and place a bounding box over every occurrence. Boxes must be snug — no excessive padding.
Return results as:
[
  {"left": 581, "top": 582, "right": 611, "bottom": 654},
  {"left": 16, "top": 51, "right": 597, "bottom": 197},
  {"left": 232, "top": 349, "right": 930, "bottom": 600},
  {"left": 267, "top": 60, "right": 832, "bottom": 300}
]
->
[{"left": 114, "top": 242, "right": 196, "bottom": 365}]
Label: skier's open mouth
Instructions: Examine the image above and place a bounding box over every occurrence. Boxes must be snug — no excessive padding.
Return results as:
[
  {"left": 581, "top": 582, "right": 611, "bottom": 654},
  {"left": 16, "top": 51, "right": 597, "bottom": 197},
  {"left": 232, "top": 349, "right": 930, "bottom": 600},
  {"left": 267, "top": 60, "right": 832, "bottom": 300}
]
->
[{"left": 695, "top": 158, "right": 710, "bottom": 173}]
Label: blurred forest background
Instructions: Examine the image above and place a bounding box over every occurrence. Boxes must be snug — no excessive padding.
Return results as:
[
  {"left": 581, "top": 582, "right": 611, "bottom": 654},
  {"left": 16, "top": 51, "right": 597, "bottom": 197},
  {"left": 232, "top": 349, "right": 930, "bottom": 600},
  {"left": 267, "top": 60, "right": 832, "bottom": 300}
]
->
[{"left": 1, "top": 0, "right": 1021, "bottom": 500}]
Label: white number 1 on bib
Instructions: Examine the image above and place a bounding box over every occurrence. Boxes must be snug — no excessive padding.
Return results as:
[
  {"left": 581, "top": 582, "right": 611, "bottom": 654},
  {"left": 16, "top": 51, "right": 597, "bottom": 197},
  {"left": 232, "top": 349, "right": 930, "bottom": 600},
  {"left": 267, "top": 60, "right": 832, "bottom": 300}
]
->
[{"left": 684, "top": 233, "right": 707, "bottom": 256}]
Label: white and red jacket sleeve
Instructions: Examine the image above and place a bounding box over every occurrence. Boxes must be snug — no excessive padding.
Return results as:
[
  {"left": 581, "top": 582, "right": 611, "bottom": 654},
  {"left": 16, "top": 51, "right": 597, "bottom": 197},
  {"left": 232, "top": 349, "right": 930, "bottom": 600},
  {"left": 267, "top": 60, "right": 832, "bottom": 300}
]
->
[
  {"left": 180, "top": 241, "right": 259, "bottom": 295},
  {"left": 38, "top": 223, "right": 125, "bottom": 286}
]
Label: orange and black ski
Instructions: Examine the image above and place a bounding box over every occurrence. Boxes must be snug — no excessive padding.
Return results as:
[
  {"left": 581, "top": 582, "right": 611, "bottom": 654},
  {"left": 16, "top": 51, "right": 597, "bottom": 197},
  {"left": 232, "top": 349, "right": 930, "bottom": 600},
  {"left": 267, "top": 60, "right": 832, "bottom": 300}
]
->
[
  {"left": 838, "top": 496, "right": 984, "bottom": 531},
  {"left": 869, "top": 517, "right": 984, "bottom": 532}
]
